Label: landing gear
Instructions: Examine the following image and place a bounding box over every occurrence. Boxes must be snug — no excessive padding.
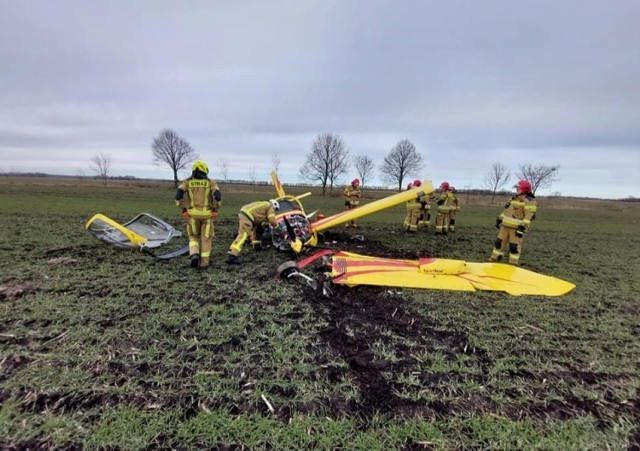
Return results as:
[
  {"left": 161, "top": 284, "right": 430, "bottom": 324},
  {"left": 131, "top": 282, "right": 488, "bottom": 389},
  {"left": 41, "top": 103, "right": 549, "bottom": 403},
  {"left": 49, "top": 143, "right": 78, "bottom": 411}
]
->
[{"left": 276, "top": 260, "right": 333, "bottom": 296}]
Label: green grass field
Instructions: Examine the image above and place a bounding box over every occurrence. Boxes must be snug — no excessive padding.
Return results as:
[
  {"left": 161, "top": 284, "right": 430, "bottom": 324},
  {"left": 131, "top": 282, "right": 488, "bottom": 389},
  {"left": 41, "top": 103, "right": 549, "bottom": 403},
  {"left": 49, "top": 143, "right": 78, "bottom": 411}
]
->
[{"left": 1, "top": 177, "right": 639, "bottom": 449}]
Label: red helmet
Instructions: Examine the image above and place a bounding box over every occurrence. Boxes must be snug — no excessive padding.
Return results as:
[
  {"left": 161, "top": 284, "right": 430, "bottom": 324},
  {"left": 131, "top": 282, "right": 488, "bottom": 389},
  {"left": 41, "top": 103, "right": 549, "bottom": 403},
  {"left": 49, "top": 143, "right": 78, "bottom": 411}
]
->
[
  {"left": 440, "top": 181, "right": 450, "bottom": 190},
  {"left": 516, "top": 180, "right": 532, "bottom": 194},
  {"left": 412, "top": 179, "right": 422, "bottom": 187},
  {"left": 407, "top": 183, "right": 413, "bottom": 190},
  {"left": 352, "top": 178, "right": 360, "bottom": 187}
]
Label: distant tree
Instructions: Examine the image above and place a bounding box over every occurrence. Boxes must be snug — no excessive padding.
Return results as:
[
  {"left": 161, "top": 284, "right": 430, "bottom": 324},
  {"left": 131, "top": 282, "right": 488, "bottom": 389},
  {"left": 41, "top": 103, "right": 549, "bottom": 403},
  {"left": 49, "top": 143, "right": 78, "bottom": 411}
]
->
[
  {"left": 299, "top": 133, "right": 350, "bottom": 196},
  {"left": 483, "top": 162, "right": 511, "bottom": 202},
  {"left": 379, "top": 139, "right": 424, "bottom": 192},
  {"left": 248, "top": 165, "right": 258, "bottom": 183},
  {"left": 217, "top": 158, "right": 231, "bottom": 181},
  {"left": 151, "top": 129, "right": 197, "bottom": 188},
  {"left": 271, "top": 151, "right": 281, "bottom": 175},
  {"left": 516, "top": 163, "right": 560, "bottom": 194},
  {"left": 353, "top": 155, "right": 375, "bottom": 189},
  {"left": 89, "top": 152, "right": 112, "bottom": 186}
]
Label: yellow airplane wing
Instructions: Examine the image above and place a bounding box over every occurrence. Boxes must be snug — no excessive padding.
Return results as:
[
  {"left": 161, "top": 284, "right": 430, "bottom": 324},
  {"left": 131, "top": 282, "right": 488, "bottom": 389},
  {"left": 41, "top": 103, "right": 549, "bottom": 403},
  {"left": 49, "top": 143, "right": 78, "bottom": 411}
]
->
[
  {"left": 330, "top": 251, "right": 575, "bottom": 296},
  {"left": 311, "top": 180, "right": 435, "bottom": 232}
]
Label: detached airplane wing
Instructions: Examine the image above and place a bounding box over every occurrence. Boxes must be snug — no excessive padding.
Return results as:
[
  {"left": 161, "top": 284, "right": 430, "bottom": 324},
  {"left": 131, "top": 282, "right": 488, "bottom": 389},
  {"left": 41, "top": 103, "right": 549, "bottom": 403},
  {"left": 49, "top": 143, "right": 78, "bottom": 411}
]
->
[
  {"left": 330, "top": 251, "right": 576, "bottom": 296},
  {"left": 311, "top": 180, "right": 435, "bottom": 232}
]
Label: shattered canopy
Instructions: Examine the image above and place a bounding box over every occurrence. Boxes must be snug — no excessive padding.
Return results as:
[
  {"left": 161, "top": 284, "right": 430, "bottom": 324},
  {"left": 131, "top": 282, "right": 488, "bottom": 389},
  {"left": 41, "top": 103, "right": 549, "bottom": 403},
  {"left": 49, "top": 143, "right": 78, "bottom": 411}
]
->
[{"left": 86, "top": 213, "right": 182, "bottom": 249}]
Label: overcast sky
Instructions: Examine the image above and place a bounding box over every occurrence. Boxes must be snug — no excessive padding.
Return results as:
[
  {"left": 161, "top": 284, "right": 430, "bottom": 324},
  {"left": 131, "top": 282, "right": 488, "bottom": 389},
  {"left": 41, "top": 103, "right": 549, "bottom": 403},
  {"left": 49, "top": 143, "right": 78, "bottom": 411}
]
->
[{"left": 1, "top": 0, "right": 639, "bottom": 198}]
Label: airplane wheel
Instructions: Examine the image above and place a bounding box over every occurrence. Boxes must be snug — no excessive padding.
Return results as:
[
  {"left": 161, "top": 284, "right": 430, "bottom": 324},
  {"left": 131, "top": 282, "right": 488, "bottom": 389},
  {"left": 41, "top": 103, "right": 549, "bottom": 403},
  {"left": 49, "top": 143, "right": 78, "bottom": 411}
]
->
[{"left": 276, "top": 261, "right": 300, "bottom": 280}]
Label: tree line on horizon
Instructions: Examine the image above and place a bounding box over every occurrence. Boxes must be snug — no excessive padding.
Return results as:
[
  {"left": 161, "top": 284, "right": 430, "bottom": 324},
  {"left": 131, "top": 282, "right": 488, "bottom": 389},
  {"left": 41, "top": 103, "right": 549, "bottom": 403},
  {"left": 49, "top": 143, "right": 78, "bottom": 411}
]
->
[{"left": 84, "top": 128, "right": 561, "bottom": 196}]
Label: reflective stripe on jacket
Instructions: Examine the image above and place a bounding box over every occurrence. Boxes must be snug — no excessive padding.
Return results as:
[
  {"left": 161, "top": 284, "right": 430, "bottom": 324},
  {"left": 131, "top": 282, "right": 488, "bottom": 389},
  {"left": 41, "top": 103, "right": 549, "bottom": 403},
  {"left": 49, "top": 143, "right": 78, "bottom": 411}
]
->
[
  {"left": 499, "top": 193, "right": 537, "bottom": 228},
  {"left": 176, "top": 177, "right": 221, "bottom": 218}
]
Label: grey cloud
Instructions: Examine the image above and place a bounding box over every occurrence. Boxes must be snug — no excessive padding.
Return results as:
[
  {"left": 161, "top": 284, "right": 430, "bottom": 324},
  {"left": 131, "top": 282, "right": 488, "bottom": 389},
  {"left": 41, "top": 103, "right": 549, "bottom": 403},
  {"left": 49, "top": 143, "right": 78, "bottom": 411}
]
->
[{"left": 1, "top": 0, "right": 639, "bottom": 197}]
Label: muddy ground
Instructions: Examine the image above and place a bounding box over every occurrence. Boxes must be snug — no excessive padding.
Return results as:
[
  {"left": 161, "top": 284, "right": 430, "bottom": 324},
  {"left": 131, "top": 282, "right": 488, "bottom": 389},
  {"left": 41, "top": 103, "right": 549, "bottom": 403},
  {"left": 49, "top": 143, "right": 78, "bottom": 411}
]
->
[{"left": 2, "top": 228, "right": 639, "bottom": 448}]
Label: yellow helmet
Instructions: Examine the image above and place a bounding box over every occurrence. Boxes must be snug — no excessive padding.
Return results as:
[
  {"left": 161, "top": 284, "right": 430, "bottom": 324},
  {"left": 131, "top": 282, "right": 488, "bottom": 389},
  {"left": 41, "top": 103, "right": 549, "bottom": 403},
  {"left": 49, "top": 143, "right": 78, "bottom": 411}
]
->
[{"left": 192, "top": 160, "right": 209, "bottom": 175}]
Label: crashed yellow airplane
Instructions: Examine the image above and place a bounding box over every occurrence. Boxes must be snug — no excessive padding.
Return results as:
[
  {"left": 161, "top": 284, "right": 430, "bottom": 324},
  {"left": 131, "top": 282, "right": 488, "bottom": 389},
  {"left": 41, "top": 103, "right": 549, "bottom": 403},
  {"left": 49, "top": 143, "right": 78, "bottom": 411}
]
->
[{"left": 270, "top": 171, "right": 435, "bottom": 253}]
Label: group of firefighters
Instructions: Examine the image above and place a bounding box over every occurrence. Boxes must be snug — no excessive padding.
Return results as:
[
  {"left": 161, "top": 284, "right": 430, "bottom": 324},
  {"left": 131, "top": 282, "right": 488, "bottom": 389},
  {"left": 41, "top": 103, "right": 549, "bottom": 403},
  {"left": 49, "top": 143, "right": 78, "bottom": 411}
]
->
[
  {"left": 401, "top": 180, "right": 461, "bottom": 234},
  {"left": 175, "top": 161, "right": 537, "bottom": 269}
]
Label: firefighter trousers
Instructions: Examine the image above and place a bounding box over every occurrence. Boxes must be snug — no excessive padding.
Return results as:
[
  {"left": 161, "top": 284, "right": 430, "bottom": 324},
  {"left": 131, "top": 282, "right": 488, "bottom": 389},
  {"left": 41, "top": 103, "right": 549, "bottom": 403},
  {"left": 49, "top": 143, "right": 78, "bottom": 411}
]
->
[{"left": 186, "top": 216, "right": 215, "bottom": 268}]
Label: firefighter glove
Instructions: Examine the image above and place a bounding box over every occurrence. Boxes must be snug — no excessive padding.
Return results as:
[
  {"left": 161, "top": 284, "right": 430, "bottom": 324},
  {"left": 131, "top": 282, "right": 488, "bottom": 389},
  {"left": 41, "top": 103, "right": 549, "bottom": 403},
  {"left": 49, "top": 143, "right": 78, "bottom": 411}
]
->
[
  {"left": 515, "top": 225, "right": 526, "bottom": 238},
  {"left": 182, "top": 209, "right": 190, "bottom": 219},
  {"left": 495, "top": 218, "right": 502, "bottom": 229},
  {"left": 437, "top": 199, "right": 444, "bottom": 206},
  {"left": 344, "top": 201, "right": 350, "bottom": 207}
]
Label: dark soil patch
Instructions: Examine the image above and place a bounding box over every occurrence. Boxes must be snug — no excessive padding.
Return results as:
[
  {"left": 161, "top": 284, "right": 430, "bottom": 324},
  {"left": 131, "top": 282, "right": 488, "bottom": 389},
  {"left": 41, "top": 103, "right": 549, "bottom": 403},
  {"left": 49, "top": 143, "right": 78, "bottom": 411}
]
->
[{"left": 0, "top": 280, "right": 39, "bottom": 302}]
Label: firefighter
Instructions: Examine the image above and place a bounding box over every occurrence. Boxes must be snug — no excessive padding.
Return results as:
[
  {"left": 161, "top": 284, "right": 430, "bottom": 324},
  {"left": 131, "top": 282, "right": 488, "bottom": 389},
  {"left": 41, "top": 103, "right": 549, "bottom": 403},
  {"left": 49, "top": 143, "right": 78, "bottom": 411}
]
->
[
  {"left": 226, "top": 199, "right": 280, "bottom": 265},
  {"left": 435, "top": 181, "right": 454, "bottom": 235},
  {"left": 403, "top": 180, "right": 422, "bottom": 233},
  {"left": 490, "top": 180, "right": 537, "bottom": 265},
  {"left": 448, "top": 186, "right": 461, "bottom": 232},
  {"left": 343, "top": 178, "right": 362, "bottom": 228},
  {"left": 418, "top": 189, "right": 434, "bottom": 229},
  {"left": 175, "top": 160, "right": 222, "bottom": 269}
]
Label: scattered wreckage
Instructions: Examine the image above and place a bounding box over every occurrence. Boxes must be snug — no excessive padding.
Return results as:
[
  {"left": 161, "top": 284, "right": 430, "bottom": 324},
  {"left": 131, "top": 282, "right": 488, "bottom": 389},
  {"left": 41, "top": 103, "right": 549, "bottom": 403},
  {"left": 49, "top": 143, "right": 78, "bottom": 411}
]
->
[
  {"left": 84, "top": 179, "right": 575, "bottom": 297},
  {"left": 85, "top": 213, "right": 188, "bottom": 259},
  {"left": 85, "top": 171, "right": 434, "bottom": 258}
]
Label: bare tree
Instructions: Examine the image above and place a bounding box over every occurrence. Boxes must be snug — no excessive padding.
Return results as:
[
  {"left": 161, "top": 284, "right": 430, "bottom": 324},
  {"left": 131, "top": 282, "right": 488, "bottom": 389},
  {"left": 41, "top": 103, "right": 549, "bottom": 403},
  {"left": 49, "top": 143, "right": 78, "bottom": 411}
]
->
[
  {"left": 299, "top": 133, "right": 350, "bottom": 195},
  {"left": 248, "top": 165, "right": 258, "bottom": 183},
  {"left": 353, "top": 155, "right": 375, "bottom": 189},
  {"left": 271, "top": 151, "right": 281, "bottom": 175},
  {"left": 379, "top": 139, "right": 424, "bottom": 192},
  {"left": 516, "top": 163, "right": 560, "bottom": 194},
  {"left": 217, "top": 158, "right": 231, "bottom": 181},
  {"left": 151, "top": 129, "right": 197, "bottom": 188},
  {"left": 483, "top": 162, "right": 511, "bottom": 202},
  {"left": 89, "top": 153, "right": 112, "bottom": 186}
]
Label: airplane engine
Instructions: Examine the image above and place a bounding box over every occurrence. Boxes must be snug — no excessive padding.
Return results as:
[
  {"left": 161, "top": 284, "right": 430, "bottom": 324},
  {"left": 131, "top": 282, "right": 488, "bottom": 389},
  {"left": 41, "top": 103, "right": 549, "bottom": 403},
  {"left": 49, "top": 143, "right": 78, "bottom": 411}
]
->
[{"left": 272, "top": 213, "right": 313, "bottom": 251}]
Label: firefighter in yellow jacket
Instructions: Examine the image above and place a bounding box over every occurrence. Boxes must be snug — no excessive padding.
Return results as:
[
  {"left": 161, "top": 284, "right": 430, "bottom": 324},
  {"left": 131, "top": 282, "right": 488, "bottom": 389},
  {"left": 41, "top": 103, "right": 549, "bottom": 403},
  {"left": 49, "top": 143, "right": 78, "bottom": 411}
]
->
[
  {"left": 448, "top": 186, "right": 461, "bottom": 232},
  {"left": 435, "top": 181, "right": 454, "bottom": 235},
  {"left": 490, "top": 180, "right": 537, "bottom": 265},
  {"left": 403, "top": 180, "right": 422, "bottom": 233},
  {"left": 175, "top": 161, "right": 222, "bottom": 269},
  {"left": 418, "top": 190, "right": 434, "bottom": 229},
  {"left": 343, "top": 178, "right": 362, "bottom": 228},
  {"left": 226, "top": 199, "right": 280, "bottom": 265}
]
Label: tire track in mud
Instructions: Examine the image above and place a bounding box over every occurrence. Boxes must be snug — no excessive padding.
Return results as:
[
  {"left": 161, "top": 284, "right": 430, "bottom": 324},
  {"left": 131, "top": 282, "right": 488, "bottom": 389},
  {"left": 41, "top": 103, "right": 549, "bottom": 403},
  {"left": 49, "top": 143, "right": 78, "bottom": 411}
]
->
[
  {"left": 307, "top": 283, "right": 491, "bottom": 419},
  {"left": 301, "top": 236, "right": 640, "bottom": 429}
]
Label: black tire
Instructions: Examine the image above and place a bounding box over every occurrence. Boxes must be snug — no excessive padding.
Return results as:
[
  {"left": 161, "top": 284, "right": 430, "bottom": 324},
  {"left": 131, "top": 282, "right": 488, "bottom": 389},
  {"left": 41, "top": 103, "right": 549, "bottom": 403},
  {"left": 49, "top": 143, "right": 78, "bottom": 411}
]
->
[{"left": 276, "top": 261, "right": 300, "bottom": 280}]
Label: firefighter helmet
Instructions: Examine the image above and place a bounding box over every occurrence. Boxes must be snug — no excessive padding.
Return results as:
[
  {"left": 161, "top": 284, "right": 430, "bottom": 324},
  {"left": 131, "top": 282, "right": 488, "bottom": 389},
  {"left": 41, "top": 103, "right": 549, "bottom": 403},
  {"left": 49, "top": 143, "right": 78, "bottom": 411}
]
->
[
  {"left": 516, "top": 180, "right": 532, "bottom": 194},
  {"left": 440, "top": 181, "right": 450, "bottom": 190},
  {"left": 407, "top": 183, "right": 413, "bottom": 190},
  {"left": 192, "top": 160, "right": 209, "bottom": 175},
  {"left": 352, "top": 178, "right": 360, "bottom": 187},
  {"left": 269, "top": 199, "right": 280, "bottom": 211},
  {"left": 412, "top": 179, "right": 422, "bottom": 187}
]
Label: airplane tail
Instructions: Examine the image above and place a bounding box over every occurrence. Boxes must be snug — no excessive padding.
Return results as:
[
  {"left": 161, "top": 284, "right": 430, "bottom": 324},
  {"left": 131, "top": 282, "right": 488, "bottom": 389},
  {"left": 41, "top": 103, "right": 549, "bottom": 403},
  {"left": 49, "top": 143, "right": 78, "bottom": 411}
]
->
[{"left": 271, "top": 170, "right": 286, "bottom": 198}]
